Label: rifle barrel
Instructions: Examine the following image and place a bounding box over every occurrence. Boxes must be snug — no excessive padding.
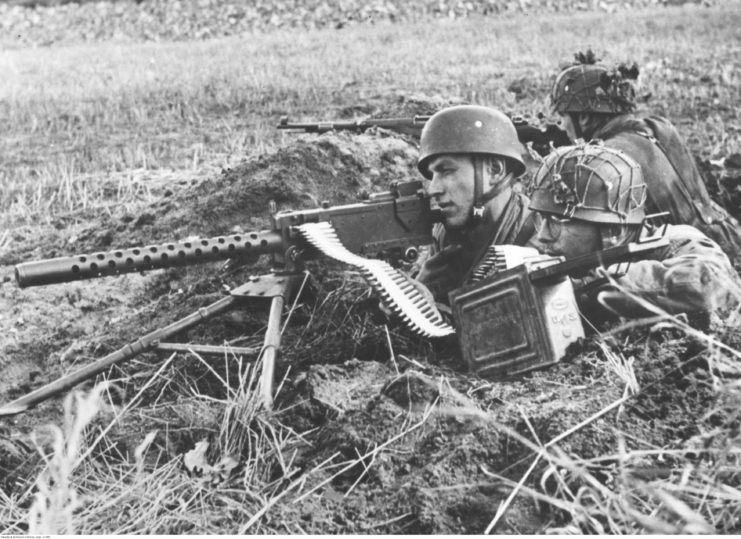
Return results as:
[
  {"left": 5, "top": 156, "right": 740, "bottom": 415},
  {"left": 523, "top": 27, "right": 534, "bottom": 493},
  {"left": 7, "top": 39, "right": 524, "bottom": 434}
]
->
[{"left": 277, "top": 116, "right": 430, "bottom": 133}]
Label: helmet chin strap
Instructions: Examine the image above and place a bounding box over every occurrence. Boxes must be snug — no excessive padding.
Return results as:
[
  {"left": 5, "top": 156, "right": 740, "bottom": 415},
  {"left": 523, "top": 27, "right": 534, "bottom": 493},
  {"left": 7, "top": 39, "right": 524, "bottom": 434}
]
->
[
  {"left": 470, "top": 156, "right": 513, "bottom": 223},
  {"left": 472, "top": 157, "right": 486, "bottom": 221}
]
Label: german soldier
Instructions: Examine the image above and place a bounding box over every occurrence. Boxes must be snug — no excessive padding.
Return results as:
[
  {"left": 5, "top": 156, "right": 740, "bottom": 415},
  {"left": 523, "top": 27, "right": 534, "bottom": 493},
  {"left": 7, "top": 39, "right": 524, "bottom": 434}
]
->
[
  {"left": 530, "top": 143, "right": 741, "bottom": 321},
  {"left": 550, "top": 51, "right": 741, "bottom": 263},
  {"left": 415, "top": 105, "right": 536, "bottom": 302}
]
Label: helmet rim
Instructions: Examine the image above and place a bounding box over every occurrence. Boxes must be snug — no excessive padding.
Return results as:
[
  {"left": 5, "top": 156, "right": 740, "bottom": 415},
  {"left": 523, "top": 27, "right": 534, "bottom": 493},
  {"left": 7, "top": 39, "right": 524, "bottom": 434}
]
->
[{"left": 417, "top": 105, "right": 526, "bottom": 179}]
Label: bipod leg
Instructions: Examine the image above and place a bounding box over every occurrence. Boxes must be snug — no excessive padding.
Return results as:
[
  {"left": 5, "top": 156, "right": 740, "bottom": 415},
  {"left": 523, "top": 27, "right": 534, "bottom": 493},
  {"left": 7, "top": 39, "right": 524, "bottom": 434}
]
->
[
  {"left": 260, "top": 294, "right": 284, "bottom": 410},
  {"left": 0, "top": 294, "right": 239, "bottom": 417},
  {"left": 230, "top": 272, "right": 306, "bottom": 411}
]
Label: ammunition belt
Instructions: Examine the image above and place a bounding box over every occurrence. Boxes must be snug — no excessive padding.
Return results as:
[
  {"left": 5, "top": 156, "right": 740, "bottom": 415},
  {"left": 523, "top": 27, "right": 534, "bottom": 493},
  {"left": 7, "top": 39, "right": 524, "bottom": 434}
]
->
[
  {"left": 297, "top": 222, "right": 455, "bottom": 338},
  {"left": 469, "top": 245, "right": 542, "bottom": 283}
]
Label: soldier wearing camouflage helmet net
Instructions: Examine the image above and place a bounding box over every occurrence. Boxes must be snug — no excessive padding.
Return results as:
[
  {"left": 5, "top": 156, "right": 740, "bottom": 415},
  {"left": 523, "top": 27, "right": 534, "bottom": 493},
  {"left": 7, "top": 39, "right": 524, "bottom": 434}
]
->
[
  {"left": 415, "top": 105, "right": 537, "bottom": 303},
  {"left": 550, "top": 50, "right": 741, "bottom": 264},
  {"left": 531, "top": 143, "right": 741, "bottom": 322}
]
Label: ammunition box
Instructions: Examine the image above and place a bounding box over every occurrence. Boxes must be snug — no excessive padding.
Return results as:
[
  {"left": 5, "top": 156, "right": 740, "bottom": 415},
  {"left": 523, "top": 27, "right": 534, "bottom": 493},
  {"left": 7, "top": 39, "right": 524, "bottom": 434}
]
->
[{"left": 450, "top": 263, "right": 584, "bottom": 378}]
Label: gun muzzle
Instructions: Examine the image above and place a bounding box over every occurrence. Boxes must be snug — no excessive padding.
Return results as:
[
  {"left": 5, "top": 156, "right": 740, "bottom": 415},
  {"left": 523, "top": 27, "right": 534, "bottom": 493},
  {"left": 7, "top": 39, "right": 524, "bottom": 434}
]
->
[{"left": 15, "top": 231, "right": 284, "bottom": 287}]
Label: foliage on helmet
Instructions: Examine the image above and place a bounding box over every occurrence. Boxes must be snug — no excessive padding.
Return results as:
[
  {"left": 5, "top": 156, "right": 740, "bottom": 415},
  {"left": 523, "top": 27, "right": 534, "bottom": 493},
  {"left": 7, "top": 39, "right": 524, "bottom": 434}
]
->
[
  {"left": 529, "top": 143, "right": 647, "bottom": 225},
  {"left": 573, "top": 49, "right": 600, "bottom": 66},
  {"left": 551, "top": 50, "right": 639, "bottom": 114}
]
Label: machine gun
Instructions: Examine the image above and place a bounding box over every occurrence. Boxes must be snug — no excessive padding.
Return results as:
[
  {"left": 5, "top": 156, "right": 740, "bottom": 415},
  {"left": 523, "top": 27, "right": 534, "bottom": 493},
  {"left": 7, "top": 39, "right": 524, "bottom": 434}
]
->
[
  {"left": 1, "top": 180, "right": 453, "bottom": 416},
  {"left": 1, "top": 180, "right": 670, "bottom": 416},
  {"left": 278, "top": 114, "right": 573, "bottom": 157}
]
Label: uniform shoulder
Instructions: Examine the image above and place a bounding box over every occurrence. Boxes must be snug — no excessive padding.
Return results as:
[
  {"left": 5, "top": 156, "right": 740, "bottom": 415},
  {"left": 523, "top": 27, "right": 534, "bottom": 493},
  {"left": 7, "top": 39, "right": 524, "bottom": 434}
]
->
[
  {"left": 663, "top": 224, "right": 712, "bottom": 242},
  {"left": 659, "top": 224, "right": 727, "bottom": 255},
  {"left": 592, "top": 114, "right": 648, "bottom": 140}
]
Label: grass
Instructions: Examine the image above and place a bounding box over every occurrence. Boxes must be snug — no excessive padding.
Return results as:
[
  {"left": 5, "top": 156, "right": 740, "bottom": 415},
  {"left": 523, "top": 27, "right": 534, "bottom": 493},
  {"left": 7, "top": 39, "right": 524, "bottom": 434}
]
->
[
  {"left": 0, "top": 354, "right": 307, "bottom": 534},
  {"left": 3, "top": 1, "right": 741, "bottom": 534},
  {"left": 482, "top": 313, "right": 741, "bottom": 534},
  {"left": 1, "top": 2, "right": 740, "bottom": 225},
  {"left": 3, "top": 270, "right": 741, "bottom": 533},
  {"left": 0, "top": 334, "right": 441, "bottom": 534}
]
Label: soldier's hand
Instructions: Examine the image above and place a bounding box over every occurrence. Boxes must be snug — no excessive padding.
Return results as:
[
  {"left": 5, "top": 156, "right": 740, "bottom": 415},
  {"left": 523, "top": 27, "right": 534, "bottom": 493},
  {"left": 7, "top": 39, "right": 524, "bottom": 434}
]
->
[{"left": 416, "top": 245, "right": 464, "bottom": 299}]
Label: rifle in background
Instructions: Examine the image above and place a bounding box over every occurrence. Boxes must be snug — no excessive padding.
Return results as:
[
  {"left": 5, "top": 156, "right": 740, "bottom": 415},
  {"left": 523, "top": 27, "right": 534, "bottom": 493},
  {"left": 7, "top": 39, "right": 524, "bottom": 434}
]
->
[{"left": 278, "top": 114, "right": 573, "bottom": 157}]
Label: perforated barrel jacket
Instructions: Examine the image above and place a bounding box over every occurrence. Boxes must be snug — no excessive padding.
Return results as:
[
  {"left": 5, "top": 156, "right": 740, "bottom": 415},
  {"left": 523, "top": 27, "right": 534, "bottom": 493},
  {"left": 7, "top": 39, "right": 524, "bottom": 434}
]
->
[{"left": 591, "top": 114, "right": 741, "bottom": 263}]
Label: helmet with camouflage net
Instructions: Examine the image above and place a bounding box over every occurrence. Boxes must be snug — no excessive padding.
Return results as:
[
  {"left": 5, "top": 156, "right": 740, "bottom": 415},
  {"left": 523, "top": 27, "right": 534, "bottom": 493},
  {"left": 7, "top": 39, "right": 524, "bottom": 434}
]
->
[
  {"left": 551, "top": 63, "right": 637, "bottom": 115},
  {"left": 417, "top": 105, "right": 526, "bottom": 179},
  {"left": 529, "top": 143, "right": 647, "bottom": 225}
]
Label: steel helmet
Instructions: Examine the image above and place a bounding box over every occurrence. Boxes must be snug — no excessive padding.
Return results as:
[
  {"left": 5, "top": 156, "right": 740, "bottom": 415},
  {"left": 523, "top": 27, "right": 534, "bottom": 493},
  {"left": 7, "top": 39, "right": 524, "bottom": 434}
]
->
[
  {"left": 529, "top": 143, "right": 647, "bottom": 225},
  {"left": 551, "top": 63, "right": 637, "bottom": 115},
  {"left": 417, "top": 105, "right": 526, "bottom": 179}
]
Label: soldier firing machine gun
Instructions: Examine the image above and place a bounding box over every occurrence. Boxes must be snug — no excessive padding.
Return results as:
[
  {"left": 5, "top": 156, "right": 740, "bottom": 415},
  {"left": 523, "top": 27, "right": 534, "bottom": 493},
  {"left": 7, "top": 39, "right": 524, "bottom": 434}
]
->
[
  {"left": 0, "top": 179, "right": 668, "bottom": 417},
  {"left": 277, "top": 114, "right": 573, "bottom": 157}
]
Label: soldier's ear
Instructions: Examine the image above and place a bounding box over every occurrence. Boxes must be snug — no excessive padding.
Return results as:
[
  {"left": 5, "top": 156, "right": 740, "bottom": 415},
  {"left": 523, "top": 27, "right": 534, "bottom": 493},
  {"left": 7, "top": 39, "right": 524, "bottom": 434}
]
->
[{"left": 484, "top": 156, "right": 506, "bottom": 182}]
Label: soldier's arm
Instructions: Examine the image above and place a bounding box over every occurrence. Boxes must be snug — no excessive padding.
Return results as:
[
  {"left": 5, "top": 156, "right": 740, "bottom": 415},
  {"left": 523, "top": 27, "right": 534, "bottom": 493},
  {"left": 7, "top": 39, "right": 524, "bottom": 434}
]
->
[{"left": 604, "top": 226, "right": 741, "bottom": 316}]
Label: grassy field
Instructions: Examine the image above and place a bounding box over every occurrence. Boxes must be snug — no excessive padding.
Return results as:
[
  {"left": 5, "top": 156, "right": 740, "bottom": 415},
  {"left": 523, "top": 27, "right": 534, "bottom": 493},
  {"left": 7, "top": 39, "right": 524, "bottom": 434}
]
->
[
  {"left": 1, "top": 1, "right": 740, "bottom": 225},
  {"left": 2, "top": 2, "right": 741, "bottom": 534}
]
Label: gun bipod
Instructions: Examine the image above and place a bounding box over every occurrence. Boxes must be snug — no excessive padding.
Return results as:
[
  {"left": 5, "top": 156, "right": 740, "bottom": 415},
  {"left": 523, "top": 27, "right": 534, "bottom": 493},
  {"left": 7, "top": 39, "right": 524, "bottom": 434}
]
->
[{"left": 0, "top": 271, "right": 309, "bottom": 417}]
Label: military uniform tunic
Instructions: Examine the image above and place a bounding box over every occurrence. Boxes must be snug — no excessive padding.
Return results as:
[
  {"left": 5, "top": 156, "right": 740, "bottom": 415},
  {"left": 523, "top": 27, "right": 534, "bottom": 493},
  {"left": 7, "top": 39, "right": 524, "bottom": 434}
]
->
[
  {"left": 579, "top": 224, "right": 741, "bottom": 321},
  {"left": 418, "top": 190, "right": 534, "bottom": 302},
  {"left": 591, "top": 114, "right": 741, "bottom": 262}
]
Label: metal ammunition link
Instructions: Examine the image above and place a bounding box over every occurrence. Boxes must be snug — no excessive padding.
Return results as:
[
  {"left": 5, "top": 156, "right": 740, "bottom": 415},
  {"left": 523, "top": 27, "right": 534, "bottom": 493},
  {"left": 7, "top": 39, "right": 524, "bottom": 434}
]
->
[
  {"left": 296, "top": 222, "right": 455, "bottom": 338},
  {"left": 469, "top": 245, "right": 543, "bottom": 283}
]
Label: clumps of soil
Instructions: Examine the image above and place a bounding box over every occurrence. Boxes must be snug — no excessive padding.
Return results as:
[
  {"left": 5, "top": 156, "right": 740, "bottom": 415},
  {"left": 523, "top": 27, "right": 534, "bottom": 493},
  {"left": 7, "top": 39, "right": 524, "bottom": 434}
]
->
[{"left": 268, "top": 322, "right": 738, "bottom": 534}]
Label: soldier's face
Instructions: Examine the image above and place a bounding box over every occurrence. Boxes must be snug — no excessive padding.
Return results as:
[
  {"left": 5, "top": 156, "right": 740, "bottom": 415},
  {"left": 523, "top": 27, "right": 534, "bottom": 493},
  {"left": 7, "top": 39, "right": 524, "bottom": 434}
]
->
[
  {"left": 426, "top": 155, "right": 475, "bottom": 230},
  {"left": 558, "top": 113, "right": 578, "bottom": 142},
  {"left": 535, "top": 213, "right": 602, "bottom": 259}
]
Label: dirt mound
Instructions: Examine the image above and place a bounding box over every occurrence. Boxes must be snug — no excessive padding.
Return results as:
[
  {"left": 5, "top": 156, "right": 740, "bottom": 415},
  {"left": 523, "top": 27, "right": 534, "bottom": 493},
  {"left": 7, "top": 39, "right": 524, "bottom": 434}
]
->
[
  {"left": 266, "top": 323, "right": 734, "bottom": 533},
  {"left": 115, "top": 130, "right": 419, "bottom": 246},
  {"left": 0, "top": 131, "right": 419, "bottom": 269},
  {"left": 0, "top": 130, "right": 419, "bottom": 440}
]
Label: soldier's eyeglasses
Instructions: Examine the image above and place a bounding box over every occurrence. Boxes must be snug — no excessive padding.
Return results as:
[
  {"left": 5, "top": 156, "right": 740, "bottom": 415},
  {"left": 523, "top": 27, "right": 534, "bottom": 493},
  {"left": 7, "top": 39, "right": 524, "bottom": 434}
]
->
[{"left": 536, "top": 214, "right": 572, "bottom": 239}]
